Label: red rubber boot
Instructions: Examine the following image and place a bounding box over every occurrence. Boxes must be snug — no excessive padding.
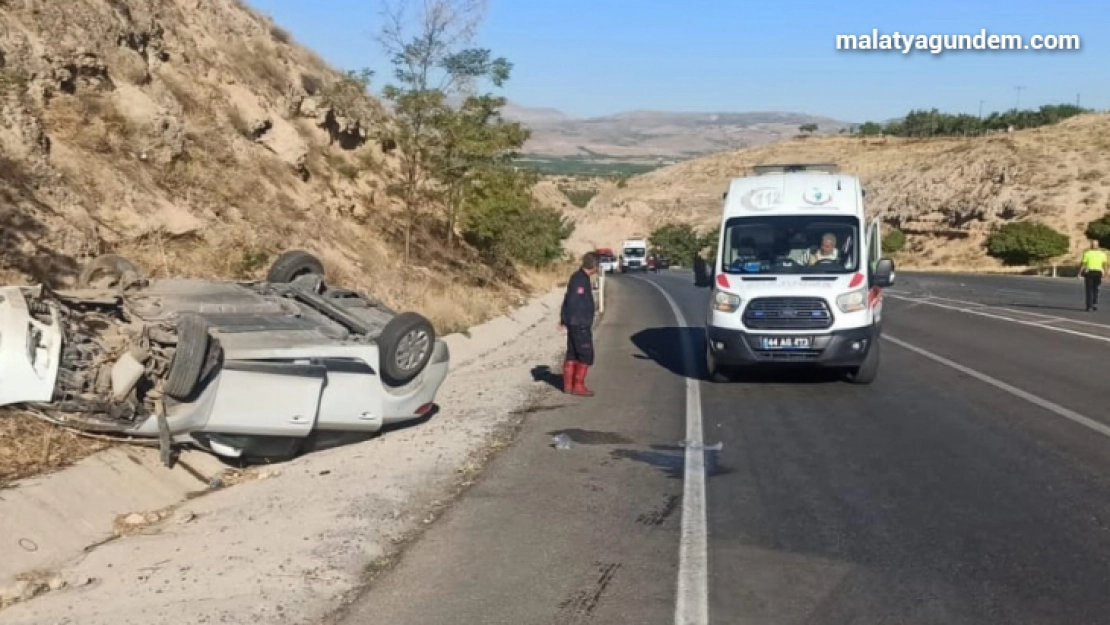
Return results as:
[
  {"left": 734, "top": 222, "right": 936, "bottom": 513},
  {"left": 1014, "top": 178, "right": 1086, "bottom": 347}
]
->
[
  {"left": 562, "top": 361, "right": 576, "bottom": 394},
  {"left": 572, "top": 363, "right": 595, "bottom": 397}
]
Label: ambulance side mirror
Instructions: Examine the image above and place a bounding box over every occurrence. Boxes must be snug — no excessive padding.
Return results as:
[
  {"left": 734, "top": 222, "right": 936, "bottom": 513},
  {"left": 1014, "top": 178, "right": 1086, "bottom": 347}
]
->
[{"left": 873, "top": 258, "right": 895, "bottom": 288}]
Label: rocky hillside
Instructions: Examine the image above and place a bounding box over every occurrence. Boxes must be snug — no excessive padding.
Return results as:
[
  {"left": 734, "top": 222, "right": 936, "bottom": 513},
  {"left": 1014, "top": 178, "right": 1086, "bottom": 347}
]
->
[
  {"left": 503, "top": 102, "right": 852, "bottom": 158},
  {"left": 570, "top": 114, "right": 1110, "bottom": 269},
  {"left": 0, "top": 0, "right": 556, "bottom": 333}
]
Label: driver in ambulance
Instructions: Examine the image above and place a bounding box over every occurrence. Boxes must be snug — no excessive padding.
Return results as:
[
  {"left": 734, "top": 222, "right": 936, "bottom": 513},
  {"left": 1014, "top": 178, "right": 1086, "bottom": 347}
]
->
[{"left": 807, "top": 232, "right": 840, "bottom": 265}]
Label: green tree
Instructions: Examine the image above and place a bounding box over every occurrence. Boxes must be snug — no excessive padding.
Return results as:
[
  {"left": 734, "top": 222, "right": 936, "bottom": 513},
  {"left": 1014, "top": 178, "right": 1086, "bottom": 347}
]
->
[
  {"left": 375, "top": 0, "right": 511, "bottom": 263},
  {"left": 799, "top": 123, "right": 818, "bottom": 134},
  {"left": 433, "top": 93, "right": 529, "bottom": 246},
  {"left": 1084, "top": 213, "right": 1110, "bottom": 248},
  {"left": 858, "top": 122, "right": 883, "bottom": 136},
  {"left": 649, "top": 222, "right": 702, "bottom": 264},
  {"left": 460, "top": 166, "right": 573, "bottom": 267},
  {"left": 985, "top": 222, "right": 1070, "bottom": 265},
  {"left": 882, "top": 228, "right": 906, "bottom": 254}
]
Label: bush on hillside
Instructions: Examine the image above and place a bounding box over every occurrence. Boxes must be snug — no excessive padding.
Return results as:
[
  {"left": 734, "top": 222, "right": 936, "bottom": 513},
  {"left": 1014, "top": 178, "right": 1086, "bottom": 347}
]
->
[
  {"left": 882, "top": 228, "right": 906, "bottom": 254},
  {"left": 559, "top": 186, "right": 597, "bottom": 208},
  {"left": 649, "top": 223, "right": 703, "bottom": 263},
  {"left": 1084, "top": 213, "right": 1110, "bottom": 248},
  {"left": 461, "top": 168, "right": 574, "bottom": 268},
  {"left": 985, "top": 222, "right": 1070, "bottom": 265}
]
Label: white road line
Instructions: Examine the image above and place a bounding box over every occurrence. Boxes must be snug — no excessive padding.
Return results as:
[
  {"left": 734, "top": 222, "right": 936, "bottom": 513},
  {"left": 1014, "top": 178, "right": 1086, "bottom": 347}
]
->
[
  {"left": 889, "top": 291, "right": 1110, "bottom": 330},
  {"left": 884, "top": 334, "right": 1110, "bottom": 440},
  {"left": 636, "top": 277, "right": 709, "bottom": 625},
  {"left": 885, "top": 294, "right": 1110, "bottom": 344}
]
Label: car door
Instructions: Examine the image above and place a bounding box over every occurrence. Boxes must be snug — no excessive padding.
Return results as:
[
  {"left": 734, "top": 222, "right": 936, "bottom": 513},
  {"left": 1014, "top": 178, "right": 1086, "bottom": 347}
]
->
[{"left": 202, "top": 360, "right": 324, "bottom": 437}]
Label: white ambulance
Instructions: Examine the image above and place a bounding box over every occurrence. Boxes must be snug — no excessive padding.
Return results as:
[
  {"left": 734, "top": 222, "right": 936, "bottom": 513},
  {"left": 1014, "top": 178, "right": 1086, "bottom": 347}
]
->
[{"left": 704, "top": 163, "right": 895, "bottom": 384}]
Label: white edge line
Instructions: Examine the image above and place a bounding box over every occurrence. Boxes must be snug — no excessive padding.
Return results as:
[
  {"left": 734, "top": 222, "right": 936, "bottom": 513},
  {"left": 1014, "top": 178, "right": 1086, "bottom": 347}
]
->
[
  {"left": 889, "top": 290, "right": 1110, "bottom": 330},
  {"left": 885, "top": 294, "right": 1110, "bottom": 344},
  {"left": 884, "top": 333, "right": 1110, "bottom": 440},
  {"left": 635, "top": 276, "right": 709, "bottom": 625}
]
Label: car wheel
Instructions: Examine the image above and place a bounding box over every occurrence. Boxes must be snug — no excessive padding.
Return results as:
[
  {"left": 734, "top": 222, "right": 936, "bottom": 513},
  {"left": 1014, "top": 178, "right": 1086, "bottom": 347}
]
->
[
  {"left": 266, "top": 250, "right": 326, "bottom": 283},
  {"left": 378, "top": 312, "right": 436, "bottom": 386},
  {"left": 845, "top": 338, "right": 880, "bottom": 385},
  {"left": 165, "top": 313, "right": 214, "bottom": 399},
  {"left": 77, "top": 254, "right": 144, "bottom": 289}
]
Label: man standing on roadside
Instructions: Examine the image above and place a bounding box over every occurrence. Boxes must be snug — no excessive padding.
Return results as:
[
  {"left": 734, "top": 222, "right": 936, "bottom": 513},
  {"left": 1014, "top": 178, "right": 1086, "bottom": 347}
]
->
[
  {"left": 560, "top": 252, "right": 598, "bottom": 396},
  {"left": 1080, "top": 239, "right": 1108, "bottom": 312}
]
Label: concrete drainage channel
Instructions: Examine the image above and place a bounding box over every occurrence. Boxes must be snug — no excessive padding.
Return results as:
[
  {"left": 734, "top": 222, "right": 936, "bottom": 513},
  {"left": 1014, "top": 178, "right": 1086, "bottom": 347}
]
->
[{"left": 0, "top": 287, "right": 575, "bottom": 616}]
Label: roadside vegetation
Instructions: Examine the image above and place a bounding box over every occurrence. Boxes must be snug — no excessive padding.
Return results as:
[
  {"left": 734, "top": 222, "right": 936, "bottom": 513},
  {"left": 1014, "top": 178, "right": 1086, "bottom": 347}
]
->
[
  {"left": 648, "top": 222, "right": 719, "bottom": 264},
  {"left": 985, "top": 221, "right": 1070, "bottom": 266},
  {"left": 854, "top": 103, "right": 1089, "bottom": 137},
  {"left": 882, "top": 228, "right": 906, "bottom": 254},
  {"left": 1085, "top": 212, "right": 1110, "bottom": 248}
]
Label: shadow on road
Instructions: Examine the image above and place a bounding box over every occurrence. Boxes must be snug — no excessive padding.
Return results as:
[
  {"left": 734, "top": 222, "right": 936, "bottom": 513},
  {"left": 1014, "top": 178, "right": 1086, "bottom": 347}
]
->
[
  {"left": 630, "top": 326, "right": 851, "bottom": 385},
  {"left": 530, "top": 364, "right": 565, "bottom": 392},
  {"left": 609, "top": 444, "right": 731, "bottom": 480},
  {"left": 629, "top": 326, "right": 706, "bottom": 380}
]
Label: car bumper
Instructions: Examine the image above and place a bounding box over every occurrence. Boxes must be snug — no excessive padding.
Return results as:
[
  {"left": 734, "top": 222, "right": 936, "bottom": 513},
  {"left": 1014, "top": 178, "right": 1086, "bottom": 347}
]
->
[
  {"left": 706, "top": 324, "right": 878, "bottom": 367},
  {"left": 379, "top": 339, "right": 450, "bottom": 425}
]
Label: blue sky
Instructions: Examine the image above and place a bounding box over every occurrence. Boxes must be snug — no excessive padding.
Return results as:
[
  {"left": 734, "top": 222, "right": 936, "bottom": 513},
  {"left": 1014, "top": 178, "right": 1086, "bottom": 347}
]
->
[{"left": 248, "top": 0, "right": 1105, "bottom": 123}]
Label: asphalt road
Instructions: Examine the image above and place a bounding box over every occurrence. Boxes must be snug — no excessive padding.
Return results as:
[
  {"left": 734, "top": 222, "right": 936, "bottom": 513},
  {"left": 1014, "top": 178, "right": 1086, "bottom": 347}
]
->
[{"left": 335, "top": 269, "right": 1110, "bottom": 625}]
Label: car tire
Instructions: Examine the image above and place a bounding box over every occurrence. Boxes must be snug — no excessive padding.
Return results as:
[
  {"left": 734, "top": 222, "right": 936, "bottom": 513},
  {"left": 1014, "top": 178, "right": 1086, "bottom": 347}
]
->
[
  {"left": 266, "top": 250, "right": 325, "bottom": 283},
  {"left": 77, "top": 254, "right": 144, "bottom": 289},
  {"left": 165, "top": 313, "right": 213, "bottom": 399},
  {"left": 378, "top": 312, "right": 436, "bottom": 387},
  {"left": 845, "top": 337, "right": 880, "bottom": 385}
]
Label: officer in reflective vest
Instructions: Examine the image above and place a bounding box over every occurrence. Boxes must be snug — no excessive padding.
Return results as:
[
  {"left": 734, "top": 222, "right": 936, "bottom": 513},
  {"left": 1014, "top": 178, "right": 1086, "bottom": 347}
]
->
[{"left": 1080, "top": 239, "right": 1108, "bottom": 312}]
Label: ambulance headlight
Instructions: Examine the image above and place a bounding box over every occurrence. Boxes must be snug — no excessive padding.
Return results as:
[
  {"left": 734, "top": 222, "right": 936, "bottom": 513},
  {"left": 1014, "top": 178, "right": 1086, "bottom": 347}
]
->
[{"left": 836, "top": 287, "right": 867, "bottom": 313}]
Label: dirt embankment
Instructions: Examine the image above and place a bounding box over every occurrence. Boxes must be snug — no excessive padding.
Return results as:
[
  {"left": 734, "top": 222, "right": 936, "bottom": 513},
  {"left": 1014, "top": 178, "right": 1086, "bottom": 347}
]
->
[{"left": 569, "top": 114, "right": 1110, "bottom": 270}]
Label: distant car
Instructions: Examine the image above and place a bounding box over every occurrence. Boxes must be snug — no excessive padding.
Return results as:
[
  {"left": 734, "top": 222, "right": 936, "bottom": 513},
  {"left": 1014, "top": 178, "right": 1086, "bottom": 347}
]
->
[
  {"left": 657, "top": 256, "right": 670, "bottom": 270},
  {"left": 0, "top": 250, "right": 450, "bottom": 462},
  {"left": 597, "top": 253, "right": 617, "bottom": 274}
]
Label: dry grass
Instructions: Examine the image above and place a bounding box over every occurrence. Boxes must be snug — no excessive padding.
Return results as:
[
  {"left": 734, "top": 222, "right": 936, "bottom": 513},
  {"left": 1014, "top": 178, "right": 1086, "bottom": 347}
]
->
[
  {"left": 0, "top": 412, "right": 109, "bottom": 488},
  {"left": 229, "top": 41, "right": 289, "bottom": 94},
  {"left": 44, "top": 92, "right": 135, "bottom": 154}
]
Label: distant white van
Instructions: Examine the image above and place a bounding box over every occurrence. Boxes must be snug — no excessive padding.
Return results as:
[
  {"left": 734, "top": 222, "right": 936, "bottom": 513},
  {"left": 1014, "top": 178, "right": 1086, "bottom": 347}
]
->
[
  {"left": 704, "top": 163, "right": 895, "bottom": 384},
  {"left": 620, "top": 238, "right": 648, "bottom": 272}
]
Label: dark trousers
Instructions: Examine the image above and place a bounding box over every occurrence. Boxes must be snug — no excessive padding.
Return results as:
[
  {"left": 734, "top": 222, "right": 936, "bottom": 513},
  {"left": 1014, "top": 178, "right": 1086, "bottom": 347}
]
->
[
  {"left": 565, "top": 325, "right": 595, "bottom": 365},
  {"left": 1085, "top": 270, "right": 1103, "bottom": 310}
]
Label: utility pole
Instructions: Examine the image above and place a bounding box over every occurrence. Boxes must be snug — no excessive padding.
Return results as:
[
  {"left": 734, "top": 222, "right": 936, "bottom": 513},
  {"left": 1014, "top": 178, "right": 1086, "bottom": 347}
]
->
[
  {"left": 978, "top": 99, "right": 984, "bottom": 119},
  {"left": 1014, "top": 85, "right": 1026, "bottom": 109},
  {"left": 1077, "top": 93, "right": 1081, "bottom": 108}
]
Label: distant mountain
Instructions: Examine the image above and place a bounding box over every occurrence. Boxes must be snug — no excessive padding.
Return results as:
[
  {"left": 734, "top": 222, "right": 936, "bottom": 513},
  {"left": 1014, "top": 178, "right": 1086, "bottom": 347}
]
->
[{"left": 502, "top": 102, "right": 855, "bottom": 159}]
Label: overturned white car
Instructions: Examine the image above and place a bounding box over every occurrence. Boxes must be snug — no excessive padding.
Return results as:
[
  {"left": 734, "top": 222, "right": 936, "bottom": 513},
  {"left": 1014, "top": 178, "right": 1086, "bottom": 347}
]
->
[{"left": 0, "top": 250, "right": 450, "bottom": 462}]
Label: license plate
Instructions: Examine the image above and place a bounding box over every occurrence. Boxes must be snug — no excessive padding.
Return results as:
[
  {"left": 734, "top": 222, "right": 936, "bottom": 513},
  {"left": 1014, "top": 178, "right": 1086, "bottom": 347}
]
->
[{"left": 761, "top": 336, "right": 812, "bottom": 350}]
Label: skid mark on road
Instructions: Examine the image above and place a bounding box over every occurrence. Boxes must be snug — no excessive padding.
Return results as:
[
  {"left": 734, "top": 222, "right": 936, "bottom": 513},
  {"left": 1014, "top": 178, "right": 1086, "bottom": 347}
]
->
[
  {"left": 885, "top": 334, "right": 1110, "bottom": 440},
  {"left": 638, "top": 494, "right": 682, "bottom": 527},
  {"left": 557, "top": 561, "right": 623, "bottom": 623}
]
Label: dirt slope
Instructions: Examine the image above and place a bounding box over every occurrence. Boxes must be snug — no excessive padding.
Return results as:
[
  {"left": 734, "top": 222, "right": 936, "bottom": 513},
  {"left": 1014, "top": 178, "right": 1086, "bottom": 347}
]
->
[
  {"left": 571, "top": 114, "right": 1110, "bottom": 269},
  {"left": 0, "top": 0, "right": 559, "bottom": 336}
]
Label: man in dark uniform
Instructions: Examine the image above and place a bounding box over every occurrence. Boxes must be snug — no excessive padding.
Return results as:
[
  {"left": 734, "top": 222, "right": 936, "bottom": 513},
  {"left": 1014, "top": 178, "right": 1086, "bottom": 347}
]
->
[{"left": 560, "top": 252, "right": 598, "bottom": 396}]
